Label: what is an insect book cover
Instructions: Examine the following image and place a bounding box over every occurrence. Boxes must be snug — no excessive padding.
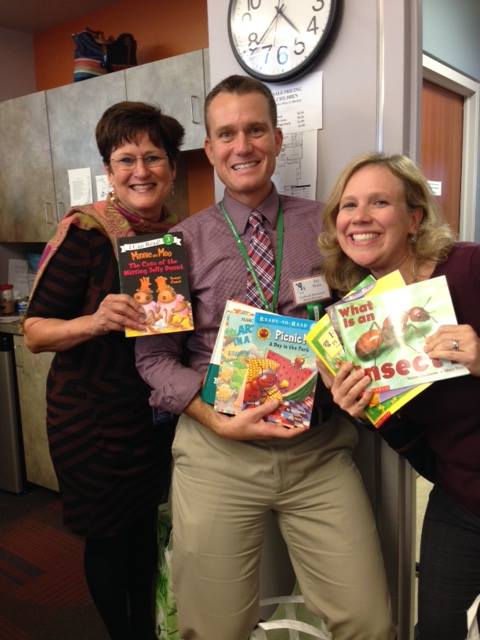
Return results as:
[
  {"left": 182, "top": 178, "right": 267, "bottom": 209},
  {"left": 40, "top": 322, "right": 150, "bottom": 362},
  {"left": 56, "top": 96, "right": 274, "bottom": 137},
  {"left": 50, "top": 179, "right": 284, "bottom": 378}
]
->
[
  {"left": 306, "top": 271, "right": 430, "bottom": 427},
  {"left": 330, "top": 271, "right": 423, "bottom": 405},
  {"left": 210, "top": 301, "right": 317, "bottom": 428},
  {"left": 307, "top": 271, "right": 404, "bottom": 378},
  {"left": 333, "top": 275, "right": 468, "bottom": 393},
  {"left": 116, "top": 231, "right": 194, "bottom": 338}
]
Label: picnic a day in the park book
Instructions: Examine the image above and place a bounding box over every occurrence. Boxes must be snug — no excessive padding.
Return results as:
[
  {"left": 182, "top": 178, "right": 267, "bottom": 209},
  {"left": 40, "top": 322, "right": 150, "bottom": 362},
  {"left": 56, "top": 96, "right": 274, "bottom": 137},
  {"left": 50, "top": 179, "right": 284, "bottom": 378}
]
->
[
  {"left": 333, "top": 275, "right": 468, "bottom": 393},
  {"left": 306, "top": 272, "right": 430, "bottom": 427},
  {"left": 116, "top": 231, "right": 194, "bottom": 337},
  {"left": 204, "top": 300, "right": 318, "bottom": 428}
]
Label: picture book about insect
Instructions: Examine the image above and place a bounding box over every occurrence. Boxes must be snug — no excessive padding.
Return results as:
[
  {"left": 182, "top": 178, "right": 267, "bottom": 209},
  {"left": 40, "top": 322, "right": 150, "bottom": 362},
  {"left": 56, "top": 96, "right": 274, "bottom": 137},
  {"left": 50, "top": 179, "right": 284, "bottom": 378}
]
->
[
  {"left": 306, "top": 271, "right": 430, "bottom": 427},
  {"left": 324, "top": 272, "right": 420, "bottom": 400},
  {"left": 333, "top": 275, "right": 468, "bottom": 394},
  {"left": 116, "top": 231, "right": 194, "bottom": 337},
  {"left": 307, "top": 272, "right": 402, "bottom": 378},
  {"left": 205, "top": 301, "right": 317, "bottom": 428}
]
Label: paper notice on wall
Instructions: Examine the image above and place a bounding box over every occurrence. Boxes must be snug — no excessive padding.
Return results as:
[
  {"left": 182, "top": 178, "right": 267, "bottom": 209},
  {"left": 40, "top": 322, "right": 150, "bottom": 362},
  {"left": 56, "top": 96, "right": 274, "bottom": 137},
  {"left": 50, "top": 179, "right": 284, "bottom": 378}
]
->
[
  {"left": 95, "top": 174, "right": 110, "bottom": 201},
  {"left": 269, "top": 71, "right": 323, "bottom": 134},
  {"left": 68, "top": 167, "right": 93, "bottom": 206},
  {"left": 272, "top": 129, "right": 318, "bottom": 201},
  {"left": 428, "top": 180, "right": 442, "bottom": 196}
]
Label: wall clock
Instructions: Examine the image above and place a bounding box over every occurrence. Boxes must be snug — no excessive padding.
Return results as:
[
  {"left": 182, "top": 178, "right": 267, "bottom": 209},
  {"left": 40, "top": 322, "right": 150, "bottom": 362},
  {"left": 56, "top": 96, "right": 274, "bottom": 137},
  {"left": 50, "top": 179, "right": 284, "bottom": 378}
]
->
[{"left": 228, "top": 0, "right": 339, "bottom": 82}]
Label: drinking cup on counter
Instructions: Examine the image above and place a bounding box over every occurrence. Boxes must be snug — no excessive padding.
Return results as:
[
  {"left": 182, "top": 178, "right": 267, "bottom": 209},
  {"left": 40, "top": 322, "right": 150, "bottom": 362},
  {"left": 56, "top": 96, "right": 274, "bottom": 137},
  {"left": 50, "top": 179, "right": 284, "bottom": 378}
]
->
[
  {"left": 0, "top": 284, "right": 14, "bottom": 315},
  {"left": 17, "top": 297, "right": 29, "bottom": 315}
]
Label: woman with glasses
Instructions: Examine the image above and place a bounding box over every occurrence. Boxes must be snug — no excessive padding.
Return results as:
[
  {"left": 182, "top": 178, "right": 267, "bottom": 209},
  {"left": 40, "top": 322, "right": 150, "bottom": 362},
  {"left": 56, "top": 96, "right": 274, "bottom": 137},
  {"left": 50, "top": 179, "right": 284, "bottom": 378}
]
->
[{"left": 23, "top": 102, "right": 184, "bottom": 640}]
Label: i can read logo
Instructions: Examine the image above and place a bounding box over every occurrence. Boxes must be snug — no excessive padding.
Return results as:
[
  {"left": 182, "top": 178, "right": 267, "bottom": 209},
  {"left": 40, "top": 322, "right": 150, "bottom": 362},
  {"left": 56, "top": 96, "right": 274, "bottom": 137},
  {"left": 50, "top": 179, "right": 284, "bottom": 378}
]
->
[{"left": 256, "top": 326, "right": 270, "bottom": 341}]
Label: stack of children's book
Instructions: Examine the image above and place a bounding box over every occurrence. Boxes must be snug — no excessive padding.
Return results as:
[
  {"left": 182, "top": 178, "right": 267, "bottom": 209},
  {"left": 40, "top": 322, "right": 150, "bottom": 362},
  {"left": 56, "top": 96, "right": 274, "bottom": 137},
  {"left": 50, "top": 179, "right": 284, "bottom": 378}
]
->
[
  {"left": 306, "top": 270, "right": 468, "bottom": 427},
  {"left": 202, "top": 301, "right": 318, "bottom": 429}
]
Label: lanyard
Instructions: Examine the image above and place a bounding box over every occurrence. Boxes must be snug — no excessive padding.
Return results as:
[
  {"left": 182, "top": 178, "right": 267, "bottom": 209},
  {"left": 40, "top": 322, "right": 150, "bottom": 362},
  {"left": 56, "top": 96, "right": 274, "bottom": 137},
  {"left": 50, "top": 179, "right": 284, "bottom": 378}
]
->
[{"left": 220, "top": 200, "right": 284, "bottom": 313}]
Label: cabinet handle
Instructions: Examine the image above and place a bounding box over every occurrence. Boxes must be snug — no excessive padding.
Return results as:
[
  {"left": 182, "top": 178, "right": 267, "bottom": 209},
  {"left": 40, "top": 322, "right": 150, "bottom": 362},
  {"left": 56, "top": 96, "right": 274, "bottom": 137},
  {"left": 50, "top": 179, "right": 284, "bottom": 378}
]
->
[
  {"left": 56, "top": 201, "right": 65, "bottom": 222},
  {"left": 44, "top": 202, "right": 55, "bottom": 225},
  {"left": 191, "top": 95, "right": 201, "bottom": 125}
]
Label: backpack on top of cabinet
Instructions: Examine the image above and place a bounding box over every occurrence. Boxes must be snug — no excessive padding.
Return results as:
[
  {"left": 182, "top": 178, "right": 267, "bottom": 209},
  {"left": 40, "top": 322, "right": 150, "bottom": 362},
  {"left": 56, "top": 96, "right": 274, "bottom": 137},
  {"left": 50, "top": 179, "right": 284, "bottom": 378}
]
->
[{"left": 72, "top": 28, "right": 137, "bottom": 82}]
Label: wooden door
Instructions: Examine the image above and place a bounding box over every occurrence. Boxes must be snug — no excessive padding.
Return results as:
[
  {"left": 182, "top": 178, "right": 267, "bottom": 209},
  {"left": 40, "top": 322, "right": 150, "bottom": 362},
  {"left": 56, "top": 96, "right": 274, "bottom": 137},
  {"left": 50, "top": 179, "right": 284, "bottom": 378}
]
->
[{"left": 421, "top": 79, "right": 464, "bottom": 235}]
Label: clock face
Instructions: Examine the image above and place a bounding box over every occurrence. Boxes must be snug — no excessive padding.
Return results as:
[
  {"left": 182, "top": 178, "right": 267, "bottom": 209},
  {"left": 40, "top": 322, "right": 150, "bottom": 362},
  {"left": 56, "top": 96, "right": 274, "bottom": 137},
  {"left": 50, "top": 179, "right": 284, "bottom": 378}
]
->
[{"left": 228, "top": 0, "right": 339, "bottom": 82}]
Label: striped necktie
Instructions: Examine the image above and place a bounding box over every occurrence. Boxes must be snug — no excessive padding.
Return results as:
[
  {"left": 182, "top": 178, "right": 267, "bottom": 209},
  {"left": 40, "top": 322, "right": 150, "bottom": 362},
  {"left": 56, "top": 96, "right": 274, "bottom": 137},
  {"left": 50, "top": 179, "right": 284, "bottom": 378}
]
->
[{"left": 246, "top": 211, "right": 275, "bottom": 309}]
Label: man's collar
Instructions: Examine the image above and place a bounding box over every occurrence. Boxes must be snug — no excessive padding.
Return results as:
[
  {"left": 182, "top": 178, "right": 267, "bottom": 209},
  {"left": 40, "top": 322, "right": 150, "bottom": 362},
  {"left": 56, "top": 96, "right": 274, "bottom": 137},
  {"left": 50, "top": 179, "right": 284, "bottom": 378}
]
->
[{"left": 221, "top": 185, "right": 280, "bottom": 233}]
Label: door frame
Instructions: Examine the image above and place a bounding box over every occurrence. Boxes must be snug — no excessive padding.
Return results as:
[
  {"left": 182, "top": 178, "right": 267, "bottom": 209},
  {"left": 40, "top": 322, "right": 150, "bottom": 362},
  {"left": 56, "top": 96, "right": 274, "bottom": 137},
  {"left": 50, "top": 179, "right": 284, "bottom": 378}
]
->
[{"left": 422, "top": 54, "right": 479, "bottom": 241}]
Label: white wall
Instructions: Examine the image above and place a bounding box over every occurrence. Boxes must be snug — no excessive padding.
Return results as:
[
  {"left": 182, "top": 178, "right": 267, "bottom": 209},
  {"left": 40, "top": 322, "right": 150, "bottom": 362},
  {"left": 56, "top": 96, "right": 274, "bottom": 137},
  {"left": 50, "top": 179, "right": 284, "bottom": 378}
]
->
[
  {"left": 0, "top": 27, "right": 35, "bottom": 101},
  {"left": 423, "top": 0, "right": 480, "bottom": 82}
]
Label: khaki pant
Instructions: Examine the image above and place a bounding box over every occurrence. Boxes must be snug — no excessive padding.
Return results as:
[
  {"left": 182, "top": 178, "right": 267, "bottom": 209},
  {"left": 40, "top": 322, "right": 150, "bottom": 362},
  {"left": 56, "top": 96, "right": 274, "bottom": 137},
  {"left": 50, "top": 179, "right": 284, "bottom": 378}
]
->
[{"left": 171, "top": 412, "right": 395, "bottom": 640}]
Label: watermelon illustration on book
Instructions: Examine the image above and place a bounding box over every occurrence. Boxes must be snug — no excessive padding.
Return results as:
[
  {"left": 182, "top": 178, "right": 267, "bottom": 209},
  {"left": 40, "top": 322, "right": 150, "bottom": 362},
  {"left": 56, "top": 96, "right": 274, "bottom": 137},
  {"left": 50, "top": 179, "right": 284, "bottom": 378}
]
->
[
  {"left": 213, "top": 304, "right": 317, "bottom": 429},
  {"left": 264, "top": 350, "right": 317, "bottom": 403}
]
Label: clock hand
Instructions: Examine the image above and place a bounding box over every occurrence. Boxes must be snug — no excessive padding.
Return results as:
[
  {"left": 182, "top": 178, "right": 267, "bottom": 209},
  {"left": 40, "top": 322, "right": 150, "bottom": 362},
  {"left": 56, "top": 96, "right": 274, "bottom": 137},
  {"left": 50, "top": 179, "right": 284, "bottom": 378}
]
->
[
  {"left": 256, "top": 3, "right": 285, "bottom": 46},
  {"left": 257, "top": 12, "right": 280, "bottom": 46},
  {"left": 271, "top": 7, "right": 280, "bottom": 50},
  {"left": 277, "top": 6, "right": 300, "bottom": 33}
]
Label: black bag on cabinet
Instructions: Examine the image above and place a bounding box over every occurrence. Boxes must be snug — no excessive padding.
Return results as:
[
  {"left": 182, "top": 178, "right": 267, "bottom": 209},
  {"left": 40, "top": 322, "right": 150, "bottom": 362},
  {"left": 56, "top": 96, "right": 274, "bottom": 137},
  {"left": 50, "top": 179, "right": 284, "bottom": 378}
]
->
[{"left": 72, "top": 28, "right": 137, "bottom": 82}]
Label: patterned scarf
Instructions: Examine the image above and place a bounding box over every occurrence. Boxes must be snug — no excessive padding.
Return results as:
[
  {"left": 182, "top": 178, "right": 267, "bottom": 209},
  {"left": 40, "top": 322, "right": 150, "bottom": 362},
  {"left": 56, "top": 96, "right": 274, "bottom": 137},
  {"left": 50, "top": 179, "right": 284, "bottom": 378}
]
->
[{"left": 31, "top": 193, "right": 177, "bottom": 298}]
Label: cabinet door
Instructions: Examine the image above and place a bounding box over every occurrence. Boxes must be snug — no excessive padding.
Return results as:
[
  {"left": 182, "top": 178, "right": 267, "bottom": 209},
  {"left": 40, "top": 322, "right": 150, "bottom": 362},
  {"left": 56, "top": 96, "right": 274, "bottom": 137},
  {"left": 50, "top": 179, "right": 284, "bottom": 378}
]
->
[
  {"left": 126, "top": 49, "right": 209, "bottom": 150},
  {"left": 0, "top": 92, "right": 57, "bottom": 242},
  {"left": 46, "top": 73, "right": 127, "bottom": 217},
  {"left": 13, "top": 336, "right": 58, "bottom": 491}
]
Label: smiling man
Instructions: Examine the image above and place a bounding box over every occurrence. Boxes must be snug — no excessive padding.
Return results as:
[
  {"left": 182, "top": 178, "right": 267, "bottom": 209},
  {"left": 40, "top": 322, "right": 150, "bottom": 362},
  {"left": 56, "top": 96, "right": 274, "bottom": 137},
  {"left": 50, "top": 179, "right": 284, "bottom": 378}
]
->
[{"left": 135, "top": 75, "right": 395, "bottom": 640}]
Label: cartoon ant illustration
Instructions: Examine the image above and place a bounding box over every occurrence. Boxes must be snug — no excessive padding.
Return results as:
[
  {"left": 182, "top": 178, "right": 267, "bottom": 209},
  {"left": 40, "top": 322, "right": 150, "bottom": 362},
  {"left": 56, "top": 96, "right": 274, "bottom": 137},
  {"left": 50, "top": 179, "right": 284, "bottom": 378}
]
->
[
  {"left": 132, "top": 276, "right": 157, "bottom": 326},
  {"left": 355, "top": 299, "right": 437, "bottom": 361},
  {"left": 154, "top": 276, "right": 193, "bottom": 330},
  {"left": 401, "top": 298, "right": 436, "bottom": 333},
  {"left": 355, "top": 316, "right": 397, "bottom": 360}
]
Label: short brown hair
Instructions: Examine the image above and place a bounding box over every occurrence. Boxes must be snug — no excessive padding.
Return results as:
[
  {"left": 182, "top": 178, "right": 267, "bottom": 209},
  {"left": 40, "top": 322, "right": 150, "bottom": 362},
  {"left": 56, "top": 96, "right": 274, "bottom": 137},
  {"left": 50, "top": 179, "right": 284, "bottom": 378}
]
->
[
  {"left": 318, "top": 152, "right": 455, "bottom": 294},
  {"left": 204, "top": 74, "right": 278, "bottom": 134},
  {"left": 96, "top": 101, "right": 185, "bottom": 168}
]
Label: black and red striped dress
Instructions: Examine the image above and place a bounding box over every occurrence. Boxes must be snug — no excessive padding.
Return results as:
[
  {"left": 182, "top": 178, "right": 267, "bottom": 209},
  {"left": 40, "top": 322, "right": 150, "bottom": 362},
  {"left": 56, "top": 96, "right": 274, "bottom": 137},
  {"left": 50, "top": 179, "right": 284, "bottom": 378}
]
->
[{"left": 27, "top": 225, "right": 172, "bottom": 538}]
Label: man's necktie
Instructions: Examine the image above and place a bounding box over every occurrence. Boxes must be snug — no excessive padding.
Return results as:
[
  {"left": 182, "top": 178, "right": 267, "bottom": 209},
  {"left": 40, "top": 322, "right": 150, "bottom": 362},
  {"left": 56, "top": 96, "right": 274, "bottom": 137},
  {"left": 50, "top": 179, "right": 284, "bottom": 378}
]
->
[{"left": 246, "top": 211, "right": 275, "bottom": 309}]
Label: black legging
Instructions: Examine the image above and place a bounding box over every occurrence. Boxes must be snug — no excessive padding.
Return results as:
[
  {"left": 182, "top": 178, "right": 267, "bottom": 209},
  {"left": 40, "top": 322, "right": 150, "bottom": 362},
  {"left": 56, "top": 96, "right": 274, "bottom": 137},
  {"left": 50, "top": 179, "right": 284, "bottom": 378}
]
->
[
  {"left": 84, "top": 508, "right": 158, "bottom": 640},
  {"left": 418, "top": 484, "right": 480, "bottom": 640}
]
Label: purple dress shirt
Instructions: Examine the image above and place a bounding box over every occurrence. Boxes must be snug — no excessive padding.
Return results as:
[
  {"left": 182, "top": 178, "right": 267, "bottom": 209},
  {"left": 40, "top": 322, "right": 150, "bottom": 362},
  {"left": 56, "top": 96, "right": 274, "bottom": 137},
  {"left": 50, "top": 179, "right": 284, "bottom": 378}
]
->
[{"left": 135, "top": 186, "right": 323, "bottom": 415}]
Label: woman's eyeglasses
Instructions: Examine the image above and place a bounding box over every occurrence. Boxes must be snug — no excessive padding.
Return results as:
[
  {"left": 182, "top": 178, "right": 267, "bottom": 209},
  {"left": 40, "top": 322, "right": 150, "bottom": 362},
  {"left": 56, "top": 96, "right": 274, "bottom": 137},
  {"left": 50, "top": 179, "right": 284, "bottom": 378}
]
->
[{"left": 110, "top": 155, "right": 169, "bottom": 171}]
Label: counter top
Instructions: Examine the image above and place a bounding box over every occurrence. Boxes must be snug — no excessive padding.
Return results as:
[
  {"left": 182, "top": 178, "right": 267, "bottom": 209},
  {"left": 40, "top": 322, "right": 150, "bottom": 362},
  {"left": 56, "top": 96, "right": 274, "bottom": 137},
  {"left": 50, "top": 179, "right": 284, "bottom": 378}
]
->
[{"left": 0, "top": 317, "right": 23, "bottom": 335}]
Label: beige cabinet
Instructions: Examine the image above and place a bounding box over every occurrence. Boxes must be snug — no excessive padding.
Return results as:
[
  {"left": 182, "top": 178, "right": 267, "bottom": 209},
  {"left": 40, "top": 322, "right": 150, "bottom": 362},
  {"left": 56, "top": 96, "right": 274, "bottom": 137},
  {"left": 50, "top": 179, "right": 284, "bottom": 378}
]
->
[
  {"left": 46, "top": 72, "right": 127, "bottom": 218},
  {"left": 0, "top": 92, "right": 57, "bottom": 241},
  {"left": 13, "top": 336, "right": 58, "bottom": 491},
  {"left": 0, "top": 49, "right": 209, "bottom": 242},
  {"left": 126, "top": 49, "right": 210, "bottom": 151}
]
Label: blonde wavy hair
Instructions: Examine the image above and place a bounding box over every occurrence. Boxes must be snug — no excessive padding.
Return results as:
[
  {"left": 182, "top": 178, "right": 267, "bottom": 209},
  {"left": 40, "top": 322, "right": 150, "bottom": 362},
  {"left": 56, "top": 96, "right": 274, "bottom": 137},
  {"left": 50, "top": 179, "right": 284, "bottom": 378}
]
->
[{"left": 318, "top": 152, "right": 455, "bottom": 294}]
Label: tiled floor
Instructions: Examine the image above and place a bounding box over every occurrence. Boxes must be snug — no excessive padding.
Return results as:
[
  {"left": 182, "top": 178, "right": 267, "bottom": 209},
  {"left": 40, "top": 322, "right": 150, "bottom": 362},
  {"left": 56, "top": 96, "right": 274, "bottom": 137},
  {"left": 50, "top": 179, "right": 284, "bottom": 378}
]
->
[{"left": 0, "top": 485, "right": 108, "bottom": 640}]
